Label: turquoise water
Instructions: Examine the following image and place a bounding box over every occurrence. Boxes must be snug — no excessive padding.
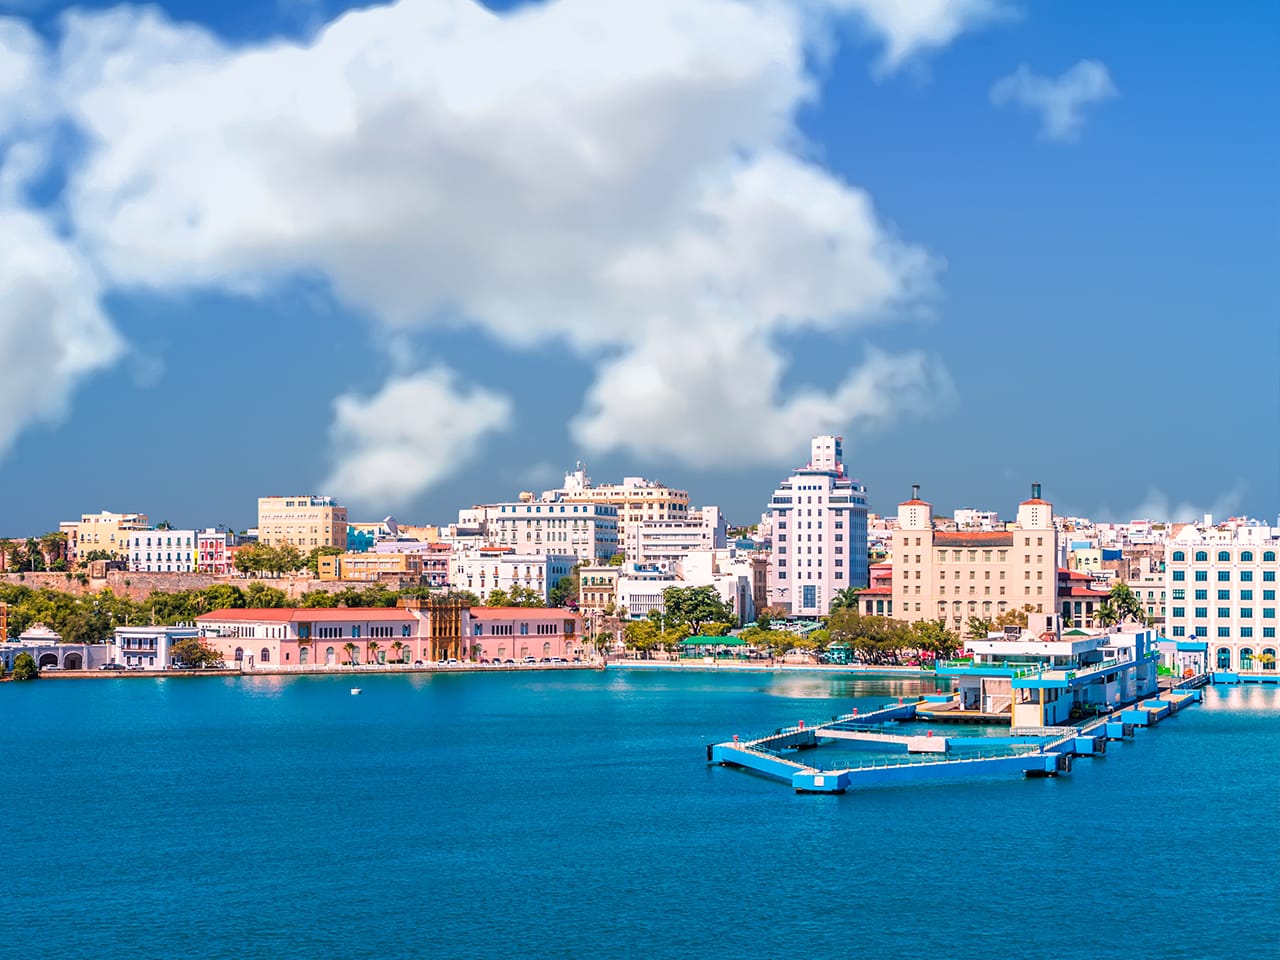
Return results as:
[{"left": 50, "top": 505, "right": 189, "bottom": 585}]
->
[{"left": 3, "top": 670, "right": 1276, "bottom": 960}]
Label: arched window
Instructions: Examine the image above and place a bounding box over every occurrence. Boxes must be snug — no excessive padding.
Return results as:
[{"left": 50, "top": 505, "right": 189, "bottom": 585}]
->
[
  {"left": 1172, "top": 551, "right": 1185, "bottom": 562},
  {"left": 299, "top": 646, "right": 309, "bottom": 665},
  {"left": 1240, "top": 648, "right": 1254, "bottom": 670},
  {"left": 1218, "top": 551, "right": 1230, "bottom": 562},
  {"left": 1265, "top": 551, "right": 1276, "bottom": 563},
  {"left": 234, "top": 647, "right": 244, "bottom": 662},
  {"left": 1261, "top": 648, "right": 1276, "bottom": 671},
  {"left": 1195, "top": 551, "right": 1208, "bottom": 563},
  {"left": 260, "top": 647, "right": 270, "bottom": 663},
  {"left": 325, "top": 646, "right": 335, "bottom": 665},
  {"left": 1241, "top": 551, "right": 1254, "bottom": 562},
  {"left": 1216, "top": 647, "right": 1231, "bottom": 669}
]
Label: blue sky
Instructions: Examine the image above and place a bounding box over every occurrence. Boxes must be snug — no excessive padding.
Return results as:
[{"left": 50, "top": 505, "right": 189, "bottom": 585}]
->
[{"left": 0, "top": 0, "right": 1275, "bottom": 535}]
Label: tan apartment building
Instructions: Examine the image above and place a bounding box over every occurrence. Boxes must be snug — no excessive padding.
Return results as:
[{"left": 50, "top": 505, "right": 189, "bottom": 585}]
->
[
  {"left": 68, "top": 511, "right": 151, "bottom": 560},
  {"left": 891, "top": 484, "right": 1059, "bottom": 639},
  {"left": 579, "top": 564, "right": 620, "bottom": 613},
  {"left": 257, "top": 496, "right": 348, "bottom": 550},
  {"left": 318, "top": 551, "right": 420, "bottom": 582},
  {"left": 553, "top": 468, "right": 690, "bottom": 540}
]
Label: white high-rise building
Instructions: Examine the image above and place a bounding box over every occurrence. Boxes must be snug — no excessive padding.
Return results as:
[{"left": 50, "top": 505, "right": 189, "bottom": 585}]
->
[{"left": 765, "top": 435, "right": 868, "bottom": 617}]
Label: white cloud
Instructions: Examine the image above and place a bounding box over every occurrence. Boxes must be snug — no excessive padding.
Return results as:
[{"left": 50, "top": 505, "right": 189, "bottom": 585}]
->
[
  {"left": 819, "top": 0, "right": 1016, "bottom": 74},
  {"left": 1093, "top": 487, "right": 1248, "bottom": 525},
  {"left": 990, "top": 59, "right": 1117, "bottom": 142},
  {"left": 0, "top": 207, "right": 123, "bottom": 456},
  {"left": 321, "top": 368, "right": 512, "bottom": 510},
  {"left": 0, "top": 0, "right": 1002, "bottom": 499}
]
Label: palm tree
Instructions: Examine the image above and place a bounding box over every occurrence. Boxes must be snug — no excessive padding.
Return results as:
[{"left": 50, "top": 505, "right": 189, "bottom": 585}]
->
[
  {"left": 829, "top": 587, "right": 863, "bottom": 615},
  {"left": 1095, "top": 601, "right": 1119, "bottom": 628},
  {"left": 343, "top": 641, "right": 358, "bottom": 665},
  {"left": 390, "top": 640, "right": 405, "bottom": 664},
  {"left": 367, "top": 640, "right": 381, "bottom": 665}
]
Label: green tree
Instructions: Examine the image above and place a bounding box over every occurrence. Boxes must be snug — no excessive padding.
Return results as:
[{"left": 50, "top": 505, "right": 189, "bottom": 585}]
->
[
  {"left": 994, "top": 604, "right": 1036, "bottom": 631},
  {"left": 244, "top": 582, "right": 289, "bottom": 608},
  {"left": 661, "top": 586, "right": 736, "bottom": 633},
  {"left": 485, "top": 588, "right": 512, "bottom": 607},
  {"left": 829, "top": 587, "right": 862, "bottom": 615},
  {"left": 390, "top": 640, "right": 406, "bottom": 663},
  {"left": 1106, "top": 582, "right": 1147, "bottom": 625},
  {"left": 200, "top": 584, "right": 246, "bottom": 611},
  {"left": 608, "top": 553, "right": 625, "bottom": 566},
  {"left": 367, "top": 640, "right": 381, "bottom": 664},
  {"left": 1095, "top": 601, "right": 1119, "bottom": 628},
  {"left": 78, "top": 549, "right": 114, "bottom": 566},
  {"left": 300, "top": 590, "right": 339, "bottom": 608},
  {"left": 170, "top": 637, "right": 224, "bottom": 668},
  {"left": 11, "top": 652, "right": 39, "bottom": 680},
  {"left": 624, "top": 619, "right": 662, "bottom": 659},
  {"left": 272, "top": 544, "right": 305, "bottom": 577},
  {"left": 343, "top": 641, "right": 358, "bottom": 665},
  {"left": 509, "top": 585, "right": 546, "bottom": 607},
  {"left": 910, "top": 619, "right": 961, "bottom": 662},
  {"left": 548, "top": 565, "right": 580, "bottom": 607},
  {"left": 966, "top": 616, "right": 994, "bottom": 642}
]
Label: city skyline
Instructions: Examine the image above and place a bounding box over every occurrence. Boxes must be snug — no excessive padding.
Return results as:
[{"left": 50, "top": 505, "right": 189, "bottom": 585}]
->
[{"left": 0, "top": 0, "right": 1275, "bottom": 533}]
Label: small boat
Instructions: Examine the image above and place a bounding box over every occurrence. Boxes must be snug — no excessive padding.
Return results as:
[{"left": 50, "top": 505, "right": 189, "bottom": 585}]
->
[{"left": 350, "top": 687, "right": 362, "bottom": 695}]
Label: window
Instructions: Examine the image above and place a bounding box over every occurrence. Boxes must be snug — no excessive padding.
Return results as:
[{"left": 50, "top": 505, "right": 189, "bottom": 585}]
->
[
  {"left": 1217, "top": 551, "right": 1230, "bottom": 562},
  {"left": 1172, "top": 626, "right": 1186, "bottom": 637},
  {"left": 1218, "top": 627, "right": 1230, "bottom": 638},
  {"left": 1173, "top": 588, "right": 1185, "bottom": 600},
  {"left": 1218, "top": 590, "right": 1230, "bottom": 600},
  {"left": 1265, "top": 609, "right": 1276, "bottom": 619},
  {"left": 1264, "top": 551, "right": 1276, "bottom": 563},
  {"left": 1241, "top": 571, "right": 1254, "bottom": 582},
  {"left": 1265, "top": 627, "right": 1276, "bottom": 639},
  {"left": 1194, "top": 607, "right": 1207, "bottom": 618},
  {"left": 1241, "top": 627, "right": 1253, "bottom": 638},
  {"left": 1173, "top": 571, "right": 1186, "bottom": 582},
  {"left": 1242, "top": 590, "right": 1253, "bottom": 601},
  {"left": 1218, "top": 608, "right": 1231, "bottom": 618},
  {"left": 1195, "top": 589, "right": 1208, "bottom": 601},
  {"left": 1171, "top": 607, "right": 1185, "bottom": 618},
  {"left": 1266, "top": 590, "right": 1277, "bottom": 601},
  {"left": 1194, "top": 571, "right": 1207, "bottom": 582},
  {"left": 1266, "top": 571, "right": 1277, "bottom": 582},
  {"left": 260, "top": 647, "right": 270, "bottom": 663},
  {"left": 1241, "top": 551, "right": 1253, "bottom": 562},
  {"left": 1218, "top": 571, "right": 1230, "bottom": 582},
  {"left": 1172, "top": 551, "right": 1185, "bottom": 562},
  {"left": 1195, "top": 551, "right": 1208, "bottom": 562}
]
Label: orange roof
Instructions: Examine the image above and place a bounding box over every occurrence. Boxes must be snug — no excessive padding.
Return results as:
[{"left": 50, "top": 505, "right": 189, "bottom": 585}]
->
[
  {"left": 1059, "top": 568, "right": 1095, "bottom": 580},
  {"left": 899, "top": 498, "right": 930, "bottom": 507},
  {"left": 197, "top": 607, "right": 417, "bottom": 622},
  {"left": 1020, "top": 498, "right": 1050, "bottom": 506},
  {"left": 1059, "top": 587, "right": 1110, "bottom": 598},
  {"left": 859, "top": 586, "right": 893, "bottom": 595},
  {"left": 469, "top": 607, "right": 581, "bottom": 618}
]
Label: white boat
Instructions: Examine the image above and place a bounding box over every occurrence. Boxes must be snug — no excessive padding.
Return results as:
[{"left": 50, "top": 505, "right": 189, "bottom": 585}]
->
[{"left": 350, "top": 687, "right": 362, "bottom": 695}]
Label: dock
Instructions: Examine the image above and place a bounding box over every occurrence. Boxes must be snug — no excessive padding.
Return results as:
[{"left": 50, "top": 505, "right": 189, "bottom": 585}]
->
[{"left": 708, "top": 673, "right": 1211, "bottom": 794}]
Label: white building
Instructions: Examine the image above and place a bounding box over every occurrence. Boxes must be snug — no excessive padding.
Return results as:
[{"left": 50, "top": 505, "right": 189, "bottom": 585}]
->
[
  {"left": 450, "top": 548, "right": 577, "bottom": 604},
  {"left": 1164, "top": 536, "right": 1279, "bottom": 672},
  {"left": 954, "top": 508, "right": 1002, "bottom": 531},
  {"left": 111, "top": 625, "right": 200, "bottom": 670},
  {"left": 625, "top": 506, "right": 727, "bottom": 566},
  {"left": 765, "top": 435, "right": 869, "bottom": 617},
  {"left": 129, "top": 529, "right": 198, "bottom": 572},
  {"left": 462, "top": 499, "right": 619, "bottom": 565}
]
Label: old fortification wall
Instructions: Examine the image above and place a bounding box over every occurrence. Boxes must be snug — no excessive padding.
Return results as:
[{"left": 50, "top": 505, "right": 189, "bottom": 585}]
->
[{"left": 0, "top": 571, "right": 411, "bottom": 601}]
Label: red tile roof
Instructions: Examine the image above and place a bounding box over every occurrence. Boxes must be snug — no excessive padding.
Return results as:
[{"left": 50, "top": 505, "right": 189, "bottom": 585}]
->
[
  {"left": 1058, "top": 568, "right": 1095, "bottom": 581},
  {"left": 469, "top": 607, "right": 581, "bottom": 618},
  {"left": 197, "top": 607, "right": 417, "bottom": 622},
  {"left": 1020, "top": 498, "right": 1050, "bottom": 506},
  {"left": 859, "top": 586, "right": 893, "bottom": 595},
  {"left": 1058, "top": 587, "right": 1110, "bottom": 598},
  {"left": 899, "top": 498, "right": 930, "bottom": 506}
]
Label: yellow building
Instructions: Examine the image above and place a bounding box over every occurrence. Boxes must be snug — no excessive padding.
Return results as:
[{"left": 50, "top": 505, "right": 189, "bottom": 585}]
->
[
  {"left": 257, "top": 496, "right": 348, "bottom": 550},
  {"left": 579, "top": 564, "right": 620, "bottom": 613},
  {"left": 555, "top": 470, "right": 690, "bottom": 539},
  {"left": 318, "top": 552, "right": 421, "bottom": 582},
  {"left": 69, "top": 511, "right": 151, "bottom": 559}
]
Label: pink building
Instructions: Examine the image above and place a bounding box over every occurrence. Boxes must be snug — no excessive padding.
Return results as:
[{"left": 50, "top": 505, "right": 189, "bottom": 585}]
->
[
  {"left": 195, "top": 604, "right": 584, "bottom": 667},
  {"left": 467, "top": 607, "right": 585, "bottom": 662}
]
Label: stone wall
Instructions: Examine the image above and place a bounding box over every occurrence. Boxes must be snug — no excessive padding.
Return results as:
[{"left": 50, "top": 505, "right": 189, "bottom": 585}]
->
[{"left": 0, "top": 571, "right": 417, "bottom": 602}]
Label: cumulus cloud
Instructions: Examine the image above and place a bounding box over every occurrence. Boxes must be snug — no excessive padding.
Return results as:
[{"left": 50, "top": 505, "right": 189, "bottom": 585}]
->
[
  {"left": 822, "top": 0, "right": 1017, "bottom": 73},
  {"left": 321, "top": 369, "right": 512, "bottom": 510},
  {"left": 0, "top": 208, "right": 123, "bottom": 455},
  {"left": 0, "top": 0, "right": 1002, "bottom": 504},
  {"left": 991, "top": 59, "right": 1117, "bottom": 142}
]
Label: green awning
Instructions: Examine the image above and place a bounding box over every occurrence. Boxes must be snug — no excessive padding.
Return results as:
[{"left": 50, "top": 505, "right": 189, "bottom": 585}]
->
[{"left": 680, "top": 636, "right": 749, "bottom": 645}]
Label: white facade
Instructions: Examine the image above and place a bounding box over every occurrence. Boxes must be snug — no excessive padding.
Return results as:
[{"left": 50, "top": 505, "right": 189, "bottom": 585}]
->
[
  {"left": 954, "top": 509, "right": 1001, "bottom": 530},
  {"left": 129, "top": 529, "right": 198, "bottom": 572},
  {"left": 464, "top": 500, "right": 619, "bottom": 564},
  {"left": 450, "top": 550, "right": 577, "bottom": 604},
  {"left": 111, "top": 625, "right": 200, "bottom": 669},
  {"left": 625, "top": 506, "right": 727, "bottom": 566},
  {"left": 766, "top": 435, "right": 869, "bottom": 617},
  {"left": 1164, "top": 537, "right": 1279, "bottom": 672}
]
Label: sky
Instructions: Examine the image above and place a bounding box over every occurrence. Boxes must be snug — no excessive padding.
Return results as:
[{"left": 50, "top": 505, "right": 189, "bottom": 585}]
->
[{"left": 0, "top": 0, "right": 1276, "bottom": 535}]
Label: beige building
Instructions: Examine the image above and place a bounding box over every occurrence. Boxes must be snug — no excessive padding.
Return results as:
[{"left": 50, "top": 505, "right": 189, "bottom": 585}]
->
[
  {"left": 257, "top": 496, "right": 348, "bottom": 550},
  {"left": 552, "top": 468, "right": 690, "bottom": 540},
  {"left": 68, "top": 511, "right": 151, "bottom": 560},
  {"left": 579, "top": 564, "right": 620, "bottom": 613},
  {"left": 891, "top": 484, "right": 1059, "bottom": 639},
  {"left": 318, "top": 552, "right": 421, "bottom": 582}
]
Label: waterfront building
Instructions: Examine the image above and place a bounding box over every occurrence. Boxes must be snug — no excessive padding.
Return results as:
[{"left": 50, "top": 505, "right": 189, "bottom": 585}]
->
[
  {"left": 64, "top": 511, "right": 150, "bottom": 560},
  {"left": 111, "top": 625, "right": 199, "bottom": 669},
  {"left": 579, "top": 564, "right": 620, "bottom": 614},
  {"left": 196, "top": 602, "right": 582, "bottom": 665},
  {"left": 371, "top": 541, "right": 452, "bottom": 586},
  {"left": 858, "top": 562, "right": 895, "bottom": 617},
  {"left": 257, "top": 496, "right": 348, "bottom": 550},
  {"left": 0, "top": 624, "right": 111, "bottom": 671},
  {"left": 468, "top": 607, "right": 585, "bottom": 662},
  {"left": 891, "top": 483, "right": 1058, "bottom": 639},
  {"left": 128, "top": 529, "right": 197, "bottom": 573},
  {"left": 936, "top": 615, "right": 1161, "bottom": 724},
  {"left": 450, "top": 547, "right": 576, "bottom": 604},
  {"left": 765, "top": 435, "right": 869, "bottom": 617},
  {"left": 1164, "top": 533, "right": 1280, "bottom": 672}
]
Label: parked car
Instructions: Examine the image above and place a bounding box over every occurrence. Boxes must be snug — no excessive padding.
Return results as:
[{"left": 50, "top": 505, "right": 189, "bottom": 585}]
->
[
  {"left": 41, "top": 664, "right": 61, "bottom": 671},
  {"left": 504, "top": 659, "right": 516, "bottom": 665},
  {"left": 99, "top": 663, "right": 126, "bottom": 671},
  {"left": 446, "top": 658, "right": 460, "bottom": 665},
  {"left": 523, "top": 656, "right": 537, "bottom": 664}
]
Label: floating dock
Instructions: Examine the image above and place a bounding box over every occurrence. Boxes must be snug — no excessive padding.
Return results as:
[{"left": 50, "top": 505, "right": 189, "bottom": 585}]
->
[{"left": 708, "top": 675, "right": 1209, "bottom": 794}]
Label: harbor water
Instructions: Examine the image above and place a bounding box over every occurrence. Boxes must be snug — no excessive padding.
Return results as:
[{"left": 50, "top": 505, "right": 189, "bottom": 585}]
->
[{"left": 3, "top": 669, "right": 1276, "bottom": 960}]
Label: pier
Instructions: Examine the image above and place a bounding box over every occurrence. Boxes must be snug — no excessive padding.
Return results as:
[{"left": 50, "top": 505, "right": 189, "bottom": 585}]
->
[{"left": 708, "top": 673, "right": 1212, "bottom": 794}]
